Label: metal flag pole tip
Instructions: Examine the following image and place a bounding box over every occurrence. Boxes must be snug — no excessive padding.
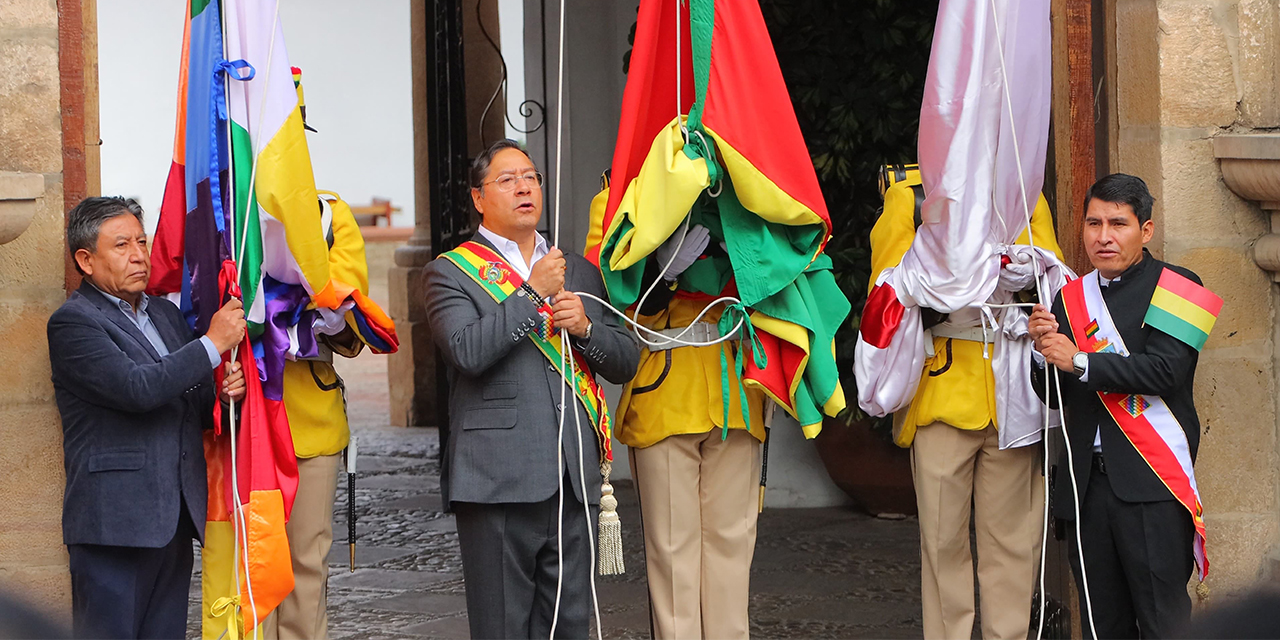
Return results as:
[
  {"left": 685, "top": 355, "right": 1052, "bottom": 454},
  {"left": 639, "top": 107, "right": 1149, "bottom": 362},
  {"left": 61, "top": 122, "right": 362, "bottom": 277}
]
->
[{"left": 347, "top": 436, "right": 358, "bottom": 572}]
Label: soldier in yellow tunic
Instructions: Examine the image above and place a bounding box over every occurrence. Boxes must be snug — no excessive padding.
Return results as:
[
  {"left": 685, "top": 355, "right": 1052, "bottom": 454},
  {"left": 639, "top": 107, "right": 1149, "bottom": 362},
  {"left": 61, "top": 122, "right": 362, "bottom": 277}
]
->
[
  {"left": 616, "top": 226, "right": 765, "bottom": 640},
  {"left": 263, "top": 193, "right": 376, "bottom": 640},
  {"left": 871, "top": 166, "right": 1063, "bottom": 640}
]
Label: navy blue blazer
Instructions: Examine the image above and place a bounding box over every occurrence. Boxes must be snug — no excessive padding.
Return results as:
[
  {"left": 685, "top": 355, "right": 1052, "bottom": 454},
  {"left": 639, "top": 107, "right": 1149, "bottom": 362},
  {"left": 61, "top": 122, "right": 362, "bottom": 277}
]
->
[{"left": 49, "top": 282, "right": 214, "bottom": 548}]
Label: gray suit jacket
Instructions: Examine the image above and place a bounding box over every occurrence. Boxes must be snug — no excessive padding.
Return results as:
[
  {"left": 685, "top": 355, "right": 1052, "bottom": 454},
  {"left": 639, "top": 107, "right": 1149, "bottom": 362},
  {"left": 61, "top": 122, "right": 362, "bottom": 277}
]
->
[
  {"left": 424, "top": 235, "right": 639, "bottom": 507},
  {"left": 49, "top": 282, "right": 213, "bottom": 547}
]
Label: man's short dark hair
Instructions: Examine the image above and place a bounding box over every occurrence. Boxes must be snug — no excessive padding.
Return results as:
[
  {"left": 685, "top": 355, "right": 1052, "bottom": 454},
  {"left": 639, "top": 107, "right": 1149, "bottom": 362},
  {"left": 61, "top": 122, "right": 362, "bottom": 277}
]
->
[
  {"left": 470, "top": 139, "right": 533, "bottom": 191},
  {"left": 66, "top": 196, "right": 145, "bottom": 275},
  {"left": 1083, "top": 173, "right": 1155, "bottom": 224}
]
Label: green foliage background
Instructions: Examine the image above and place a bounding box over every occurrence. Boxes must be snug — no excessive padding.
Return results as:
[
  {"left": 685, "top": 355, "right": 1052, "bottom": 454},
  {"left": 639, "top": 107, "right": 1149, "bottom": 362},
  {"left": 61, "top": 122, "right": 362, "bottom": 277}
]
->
[{"left": 758, "top": 0, "right": 938, "bottom": 422}]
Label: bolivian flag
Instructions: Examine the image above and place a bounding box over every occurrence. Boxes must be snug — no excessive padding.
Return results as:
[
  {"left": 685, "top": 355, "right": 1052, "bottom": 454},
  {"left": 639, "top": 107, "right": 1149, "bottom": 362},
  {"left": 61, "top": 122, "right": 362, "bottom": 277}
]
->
[
  {"left": 1145, "top": 268, "right": 1223, "bottom": 351},
  {"left": 584, "top": 0, "right": 850, "bottom": 435}
]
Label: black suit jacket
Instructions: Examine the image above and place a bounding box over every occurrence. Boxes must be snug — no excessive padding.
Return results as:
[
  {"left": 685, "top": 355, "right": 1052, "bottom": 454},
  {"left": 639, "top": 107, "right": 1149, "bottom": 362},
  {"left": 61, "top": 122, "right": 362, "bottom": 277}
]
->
[
  {"left": 49, "top": 282, "right": 214, "bottom": 547},
  {"left": 1033, "top": 251, "right": 1202, "bottom": 519}
]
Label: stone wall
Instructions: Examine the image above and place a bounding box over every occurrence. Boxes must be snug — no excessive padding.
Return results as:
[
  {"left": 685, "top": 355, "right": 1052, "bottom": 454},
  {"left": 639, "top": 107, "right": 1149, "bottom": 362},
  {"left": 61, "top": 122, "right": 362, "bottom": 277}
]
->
[
  {"left": 1114, "top": 0, "right": 1280, "bottom": 594},
  {"left": 0, "top": 0, "right": 75, "bottom": 616}
]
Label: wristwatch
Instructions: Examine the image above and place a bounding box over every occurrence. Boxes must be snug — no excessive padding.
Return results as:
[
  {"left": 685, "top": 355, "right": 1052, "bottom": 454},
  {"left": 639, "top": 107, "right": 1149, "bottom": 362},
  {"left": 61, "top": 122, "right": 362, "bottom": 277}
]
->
[
  {"left": 581, "top": 321, "right": 593, "bottom": 341},
  {"left": 1072, "top": 351, "right": 1088, "bottom": 377}
]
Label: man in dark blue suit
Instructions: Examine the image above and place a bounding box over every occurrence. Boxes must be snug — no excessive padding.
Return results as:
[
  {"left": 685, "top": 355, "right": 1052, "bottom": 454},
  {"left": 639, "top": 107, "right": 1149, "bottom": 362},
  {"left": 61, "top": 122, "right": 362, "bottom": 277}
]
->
[{"left": 48, "top": 197, "right": 247, "bottom": 639}]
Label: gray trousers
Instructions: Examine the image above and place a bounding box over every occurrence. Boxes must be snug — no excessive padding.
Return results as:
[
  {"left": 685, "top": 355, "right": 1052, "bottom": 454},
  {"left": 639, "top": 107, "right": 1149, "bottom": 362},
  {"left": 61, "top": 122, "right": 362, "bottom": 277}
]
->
[{"left": 454, "top": 476, "right": 598, "bottom": 639}]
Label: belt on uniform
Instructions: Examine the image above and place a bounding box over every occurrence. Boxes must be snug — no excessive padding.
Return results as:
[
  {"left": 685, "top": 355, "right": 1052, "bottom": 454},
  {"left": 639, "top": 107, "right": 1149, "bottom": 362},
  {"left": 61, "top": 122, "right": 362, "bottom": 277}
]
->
[
  {"left": 645, "top": 322, "right": 739, "bottom": 352},
  {"left": 1092, "top": 452, "right": 1107, "bottom": 475},
  {"left": 929, "top": 324, "right": 995, "bottom": 344}
]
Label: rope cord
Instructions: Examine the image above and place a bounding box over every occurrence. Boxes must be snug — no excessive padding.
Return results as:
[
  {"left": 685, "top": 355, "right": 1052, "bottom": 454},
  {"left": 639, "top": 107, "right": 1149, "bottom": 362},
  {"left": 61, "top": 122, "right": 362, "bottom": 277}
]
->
[
  {"left": 236, "top": 0, "right": 282, "bottom": 271},
  {"left": 545, "top": 0, "right": 604, "bottom": 634},
  {"left": 569, "top": 346, "right": 605, "bottom": 640},
  {"left": 626, "top": 215, "right": 746, "bottom": 350},
  {"left": 676, "top": 0, "right": 687, "bottom": 140},
  {"left": 217, "top": 3, "right": 246, "bottom": 630},
  {"left": 222, "top": 0, "right": 284, "bottom": 633},
  {"left": 545, "top": 2, "right": 746, "bottom": 636},
  {"left": 985, "top": 0, "right": 1096, "bottom": 637},
  {"left": 548, "top": 0, "right": 570, "bottom": 630},
  {"left": 540, "top": 1, "right": 791, "bottom": 634},
  {"left": 547, "top": 328, "right": 569, "bottom": 638}
]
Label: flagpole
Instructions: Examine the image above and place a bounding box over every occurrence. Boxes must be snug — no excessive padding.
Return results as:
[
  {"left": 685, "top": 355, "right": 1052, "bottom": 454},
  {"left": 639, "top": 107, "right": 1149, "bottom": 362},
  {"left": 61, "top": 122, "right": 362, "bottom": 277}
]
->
[
  {"left": 980, "top": 0, "right": 1095, "bottom": 637},
  {"left": 229, "top": 1, "right": 283, "bottom": 634},
  {"left": 237, "top": 0, "right": 283, "bottom": 270},
  {"left": 218, "top": 0, "right": 245, "bottom": 624},
  {"left": 220, "top": 0, "right": 264, "bottom": 636}
]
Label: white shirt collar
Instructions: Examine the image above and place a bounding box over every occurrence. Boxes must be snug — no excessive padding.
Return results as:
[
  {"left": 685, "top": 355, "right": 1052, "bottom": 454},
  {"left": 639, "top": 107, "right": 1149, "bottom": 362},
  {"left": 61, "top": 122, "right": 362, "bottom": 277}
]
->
[{"left": 476, "top": 224, "right": 549, "bottom": 280}]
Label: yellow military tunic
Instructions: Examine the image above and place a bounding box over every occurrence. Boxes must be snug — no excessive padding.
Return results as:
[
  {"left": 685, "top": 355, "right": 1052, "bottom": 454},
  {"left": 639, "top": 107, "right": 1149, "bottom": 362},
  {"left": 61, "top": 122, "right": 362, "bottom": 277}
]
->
[
  {"left": 615, "top": 297, "right": 766, "bottom": 449},
  {"left": 870, "top": 171, "right": 1064, "bottom": 447},
  {"left": 283, "top": 193, "right": 370, "bottom": 458}
]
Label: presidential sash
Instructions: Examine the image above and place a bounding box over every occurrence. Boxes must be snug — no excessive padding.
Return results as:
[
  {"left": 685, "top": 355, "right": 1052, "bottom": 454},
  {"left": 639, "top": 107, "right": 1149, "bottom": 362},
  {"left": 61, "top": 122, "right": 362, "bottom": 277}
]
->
[
  {"left": 440, "top": 241, "right": 614, "bottom": 463},
  {"left": 1061, "top": 272, "right": 1207, "bottom": 580}
]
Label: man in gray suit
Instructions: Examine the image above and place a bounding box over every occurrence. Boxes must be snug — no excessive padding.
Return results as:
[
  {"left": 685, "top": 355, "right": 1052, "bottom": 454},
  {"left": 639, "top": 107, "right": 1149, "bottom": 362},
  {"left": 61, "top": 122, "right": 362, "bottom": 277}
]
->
[
  {"left": 48, "top": 197, "right": 246, "bottom": 638},
  {"left": 424, "top": 140, "right": 640, "bottom": 639}
]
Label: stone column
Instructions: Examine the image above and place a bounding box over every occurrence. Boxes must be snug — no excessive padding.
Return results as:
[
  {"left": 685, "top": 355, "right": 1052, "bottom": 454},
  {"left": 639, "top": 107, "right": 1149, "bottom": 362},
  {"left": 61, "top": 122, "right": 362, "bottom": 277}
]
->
[
  {"left": 388, "top": 0, "right": 438, "bottom": 427},
  {"left": 388, "top": 0, "right": 504, "bottom": 427},
  {"left": 0, "top": 0, "right": 96, "bottom": 616}
]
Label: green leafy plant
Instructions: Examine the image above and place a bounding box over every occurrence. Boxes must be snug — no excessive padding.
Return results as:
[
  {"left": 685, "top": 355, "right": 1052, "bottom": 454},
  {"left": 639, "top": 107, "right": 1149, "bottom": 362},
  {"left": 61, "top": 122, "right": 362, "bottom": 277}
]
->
[{"left": 759, "top": 0, "right": 938, "bottom": 432}]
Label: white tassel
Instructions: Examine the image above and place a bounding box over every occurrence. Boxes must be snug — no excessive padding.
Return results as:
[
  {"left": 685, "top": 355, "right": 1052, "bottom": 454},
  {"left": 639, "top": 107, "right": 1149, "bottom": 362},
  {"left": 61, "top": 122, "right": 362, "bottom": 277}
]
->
[{"left": 597, "top": 462, "right": 625, "bottom": 576}]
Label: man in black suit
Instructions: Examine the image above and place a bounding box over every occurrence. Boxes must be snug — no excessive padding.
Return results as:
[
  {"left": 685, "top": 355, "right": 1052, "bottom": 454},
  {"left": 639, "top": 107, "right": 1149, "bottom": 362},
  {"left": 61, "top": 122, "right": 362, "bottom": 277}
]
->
[
  {"left": 48, "top": 197, "right": 247, "bottom": 639},
  {"left": 1030, "top": 174, "right": 1204, "bottom": 639}
]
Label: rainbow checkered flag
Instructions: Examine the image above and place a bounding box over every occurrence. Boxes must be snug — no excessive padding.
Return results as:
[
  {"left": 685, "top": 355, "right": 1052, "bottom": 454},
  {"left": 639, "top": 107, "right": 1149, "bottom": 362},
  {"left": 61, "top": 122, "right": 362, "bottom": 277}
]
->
[{"left": 1145, "top": 269, "right": 1224, "bottom": 351}]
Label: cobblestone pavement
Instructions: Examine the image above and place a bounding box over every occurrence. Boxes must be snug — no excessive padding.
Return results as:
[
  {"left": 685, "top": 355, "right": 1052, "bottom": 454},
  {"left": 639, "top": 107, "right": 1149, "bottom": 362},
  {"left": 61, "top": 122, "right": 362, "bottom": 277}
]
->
[{"left": 186, "top": 269, "right": 924, "bottom": 638}]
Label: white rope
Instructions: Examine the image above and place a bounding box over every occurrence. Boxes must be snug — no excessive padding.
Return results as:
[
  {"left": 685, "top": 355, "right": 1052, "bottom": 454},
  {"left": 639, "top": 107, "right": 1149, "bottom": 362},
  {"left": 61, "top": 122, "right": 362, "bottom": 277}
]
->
[
  {"left": 987, "top": 0, "right": 1096, "bottom": 637},
  {"left": 547, "top": 0, "right": 599, "bottom": 636},
  {"left": 542, "top": 1, "right": 757, "bottom": 635},
  {"left": 551, "top": 0, "right": 567, "bottom": 248},
  {"left": 221, "top": 0, "right": 263, "bottom": 634},
  {"left": 548, "top": 328, "right": 569, "bottom": 638},
  {"left": 218, "top": 0, "right": 243, "bottom": 618},
  {"left": 568, "top": 347, "right": 605, "bottom": 640},
  {"left": 615, "top": 215, "right": 746, "bottom": 350},
  {"left": 225, "top": 0, "right": 285, "bottom": 629},
  {"left": 236, "top": 0, "right": 283, "bottom": 278},
  {"left": 1037, "top": 374, "right": 1052, "bottom": 637},
  {"left": 676, "top": 0, "right": 686, "bottom": 140}
]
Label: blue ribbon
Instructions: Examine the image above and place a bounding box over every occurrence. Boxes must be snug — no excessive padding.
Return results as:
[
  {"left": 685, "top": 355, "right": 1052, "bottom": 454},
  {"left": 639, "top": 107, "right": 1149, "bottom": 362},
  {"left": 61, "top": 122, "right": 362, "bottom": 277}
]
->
[
  {"left": 213, "top": 59, "right": 255, "bottom": 120},
  {"left": 209, "top": 59, "right": 255, "bottom": 243}
]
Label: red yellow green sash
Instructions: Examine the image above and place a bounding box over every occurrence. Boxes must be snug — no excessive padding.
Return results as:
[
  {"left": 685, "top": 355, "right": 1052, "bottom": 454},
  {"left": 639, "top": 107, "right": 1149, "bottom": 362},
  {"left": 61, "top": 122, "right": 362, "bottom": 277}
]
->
[
  {"left": 1061, "top": 273, "right": 1207, "bottom": 580},
  {"left": 440, "top": 241, "right": 614, "bottom": 462}
]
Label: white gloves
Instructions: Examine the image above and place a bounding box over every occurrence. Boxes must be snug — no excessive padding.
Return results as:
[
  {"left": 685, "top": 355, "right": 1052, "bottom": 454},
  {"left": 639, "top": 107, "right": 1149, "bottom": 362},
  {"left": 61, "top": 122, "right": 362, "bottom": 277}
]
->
[
  {"left": 653, "top": 224, "right": 711, "bottom": 281},
  {"left": 997, "top": 247, "right": 1038, "bottom": 294}
]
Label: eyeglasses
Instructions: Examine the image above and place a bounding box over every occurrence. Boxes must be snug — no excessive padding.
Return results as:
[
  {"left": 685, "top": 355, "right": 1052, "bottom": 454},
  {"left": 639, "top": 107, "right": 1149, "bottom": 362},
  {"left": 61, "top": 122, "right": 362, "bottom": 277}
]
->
[{"left": 482, "top": 171, "right": 544, "bottom": 193}]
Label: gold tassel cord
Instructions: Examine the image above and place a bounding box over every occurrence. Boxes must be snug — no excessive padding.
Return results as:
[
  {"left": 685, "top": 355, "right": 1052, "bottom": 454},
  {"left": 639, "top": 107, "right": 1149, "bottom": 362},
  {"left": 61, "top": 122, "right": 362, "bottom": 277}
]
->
[
  {"left": 597, "top": 461, "right": 625, "bottom": 575},
  {"left": 1196, "top": 580, "right": 1210, "bottom": 607}
]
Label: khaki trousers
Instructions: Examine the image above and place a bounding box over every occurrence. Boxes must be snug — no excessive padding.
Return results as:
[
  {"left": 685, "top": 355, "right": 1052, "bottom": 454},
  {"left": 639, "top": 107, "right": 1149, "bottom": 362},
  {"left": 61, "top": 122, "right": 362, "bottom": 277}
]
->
[
  {"left": 912, "top": 422, "right": 1043, "bottom": 640},
  {"left": 263, "top": 453, "right": 341, "bottom": 640},
  {"left": 630, "top": 429, "right": 761, "bottom": 640}
]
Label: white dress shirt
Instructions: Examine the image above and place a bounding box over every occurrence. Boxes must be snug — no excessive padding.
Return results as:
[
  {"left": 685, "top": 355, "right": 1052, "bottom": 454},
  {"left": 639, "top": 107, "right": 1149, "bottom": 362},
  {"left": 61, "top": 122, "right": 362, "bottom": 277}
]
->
[
  {"left": 1033, "top": 273, "right": 1118, "bottom": 451},
  {"left": 477, "top": 224, "right": 549, "bottom": 281},
  {"left": 1090, "top": 274, "right": 1118, "bottom": 451}
]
